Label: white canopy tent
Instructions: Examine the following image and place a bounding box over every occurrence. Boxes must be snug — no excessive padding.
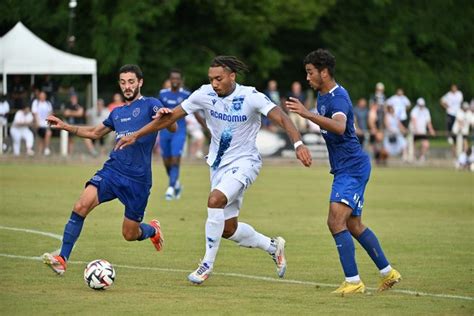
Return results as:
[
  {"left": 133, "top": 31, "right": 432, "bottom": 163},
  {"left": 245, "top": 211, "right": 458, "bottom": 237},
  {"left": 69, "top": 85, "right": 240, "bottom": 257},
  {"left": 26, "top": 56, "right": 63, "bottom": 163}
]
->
[{"left": 0, "top": 21, "right": 97, "bottom": 109}]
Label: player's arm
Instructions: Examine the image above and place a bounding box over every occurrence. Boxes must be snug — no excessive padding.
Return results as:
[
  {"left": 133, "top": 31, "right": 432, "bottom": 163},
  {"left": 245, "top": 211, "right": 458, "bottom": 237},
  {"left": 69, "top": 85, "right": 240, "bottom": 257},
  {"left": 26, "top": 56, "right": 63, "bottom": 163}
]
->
[
  {"left": 285, "top": 97, "right": 346, "bottom": 135},
  {"left": 266, "top": 106, "right": 312, "bottom": 167},
  {"left": 115, "top": 106, "right": 186, "bottom": 150},
  {"left": 46, "top": 115, "right": 111, "bottom": 140},
  {"left": 156, "top": 107, "right": 178, "bottom": 133}
]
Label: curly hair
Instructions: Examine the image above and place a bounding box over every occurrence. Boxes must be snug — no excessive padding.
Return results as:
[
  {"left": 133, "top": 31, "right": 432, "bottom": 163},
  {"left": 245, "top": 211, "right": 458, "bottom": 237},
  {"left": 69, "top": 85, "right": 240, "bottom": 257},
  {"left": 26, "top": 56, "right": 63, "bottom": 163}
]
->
[
  {"left": 119, "top": 64, "right": 143, "bottom": 80},
  {"left": 303, "top": 49, "right": 336, "bottom": 77}
]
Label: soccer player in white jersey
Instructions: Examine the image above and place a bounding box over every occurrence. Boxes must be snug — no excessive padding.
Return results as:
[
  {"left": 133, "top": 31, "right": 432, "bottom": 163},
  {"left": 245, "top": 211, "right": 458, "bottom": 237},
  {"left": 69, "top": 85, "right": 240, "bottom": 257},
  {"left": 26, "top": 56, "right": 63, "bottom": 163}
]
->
[
  {"left": 116, "top": 56, "right": 312, "bottom": 284},
  {"left": 286, "top": 49, "right": 401, "bottom": 294}
]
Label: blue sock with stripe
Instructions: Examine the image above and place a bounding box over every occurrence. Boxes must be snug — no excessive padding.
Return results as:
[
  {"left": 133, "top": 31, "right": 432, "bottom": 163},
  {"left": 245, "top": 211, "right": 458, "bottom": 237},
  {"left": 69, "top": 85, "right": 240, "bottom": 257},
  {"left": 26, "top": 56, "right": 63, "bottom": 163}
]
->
[
  {"left": 60, "top": 211, "right": 85, "bottom": 260},
  {"left": 137, "top": 223, "right": 156, "bottom": 241},
  {"left": 333, "top": 230, "right": 359, "bottom": 279},
  {"left": 356, "top": 228, "right": 390, "bottom": 270}
]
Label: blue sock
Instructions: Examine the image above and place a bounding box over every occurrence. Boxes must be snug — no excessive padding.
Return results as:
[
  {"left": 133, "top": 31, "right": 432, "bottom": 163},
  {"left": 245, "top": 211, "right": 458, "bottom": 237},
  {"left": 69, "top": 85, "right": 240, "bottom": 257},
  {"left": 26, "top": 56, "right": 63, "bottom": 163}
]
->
[
  {"left": 168, "top": 164, "right": 179, "bottom": 188},
  {"left": 59, "top": 211, "right": 85, "bottom": 260},
  {"left": 333, "top": 230, "right": 359, "bottom": 278},
  {"left": 356, "top": 228, "right": 390, "bottom": 270},
  {"left": 137, "top": 223, "right": 156, "bottom": 241}
]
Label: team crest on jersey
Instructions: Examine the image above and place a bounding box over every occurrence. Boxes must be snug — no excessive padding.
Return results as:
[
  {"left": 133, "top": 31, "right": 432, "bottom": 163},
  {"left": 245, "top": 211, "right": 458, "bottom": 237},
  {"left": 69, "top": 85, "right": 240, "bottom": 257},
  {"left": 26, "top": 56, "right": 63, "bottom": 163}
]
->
[
  {"left": 232, "top": 96, "right": 245, "bottom": 112},
  {"left": 114, "top": 115, "right": 119, "bottom": 121},
  {"left": 153, "top": 105, "right": 159, "bottom": 113},
  {"left": 132, "top": 108, "right": 140, "bottom": 117},
  {"left": 320, "top": 105, "right": 326, "bottom": 116}
]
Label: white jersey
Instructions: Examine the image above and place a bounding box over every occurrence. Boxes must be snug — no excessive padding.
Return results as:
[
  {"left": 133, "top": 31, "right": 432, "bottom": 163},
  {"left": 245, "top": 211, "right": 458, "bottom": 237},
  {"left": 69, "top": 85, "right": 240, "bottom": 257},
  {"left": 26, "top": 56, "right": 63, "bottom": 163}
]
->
[
  {"left": 410, "top": 105, "right": 431, "bottom": 135},
  {"left": 441, "top": 91, "right": 463, "bottom": 116},
  {"left": 31, "top": 99, "right": 53, "bottom": 127},
  {"left": 386, "top": 94, "right": 410, "bottom": 121},
  {"left": 181, "top": 84, "right": 276, "bottom": 168}
]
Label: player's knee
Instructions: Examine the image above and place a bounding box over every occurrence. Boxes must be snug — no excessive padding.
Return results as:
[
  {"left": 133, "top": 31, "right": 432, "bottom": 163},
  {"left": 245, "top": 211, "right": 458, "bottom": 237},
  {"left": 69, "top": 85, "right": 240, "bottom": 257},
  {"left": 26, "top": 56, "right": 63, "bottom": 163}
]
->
[
  {"left": 327, "top": 217, "right": 344, "bottom": 234},
  {"left": 73, "top": 200, "right": 90, "bottom": 217},
  {"left": 122, "top": 229, "right": 138, "bottom": 241},
  {"left": 207, "top": 194, "right": 226, "bottom": 208}
]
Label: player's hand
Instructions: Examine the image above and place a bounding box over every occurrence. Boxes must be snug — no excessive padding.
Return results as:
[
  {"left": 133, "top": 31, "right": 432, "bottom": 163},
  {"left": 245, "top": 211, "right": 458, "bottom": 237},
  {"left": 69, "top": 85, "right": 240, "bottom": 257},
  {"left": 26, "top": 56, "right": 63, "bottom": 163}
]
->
[
  {"left": 114, "top": 134, "right": 137, "bottom": 151},
  {"left": 152, "top": 107, "right": 173, "bottom": 120},
  {"left": 285, "top": 97, "right": 311, "bottom": 118},
  {"left": 296, "top": 145, "right": 312, "bottom": 167},
  {"left": 46, "top": 115, "right": 66, "bottom": 130}
]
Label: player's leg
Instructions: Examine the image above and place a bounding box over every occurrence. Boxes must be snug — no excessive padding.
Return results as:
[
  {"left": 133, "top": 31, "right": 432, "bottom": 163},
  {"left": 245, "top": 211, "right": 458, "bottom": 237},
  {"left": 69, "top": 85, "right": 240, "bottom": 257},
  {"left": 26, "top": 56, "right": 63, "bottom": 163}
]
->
[
  {"left": 187, "top": 188, "right": 226, "bottom": 284},
  {"left": 116, "top": 177, "right": 163, "bottom": 251},
  {"left": 43, "top": 184, "right": 100, "bottom": 275},
  {"left": 169, "top": 132, "right": 186, "bottom": 198},
  {"left": 348, "top": 213, "right": 401, "bottom": 291},
  {"left": 44, "top": 127, "right": 52, "bottom": 155},
  {"left": 160, "top": 132, "right": 175, "bottom": 200}
]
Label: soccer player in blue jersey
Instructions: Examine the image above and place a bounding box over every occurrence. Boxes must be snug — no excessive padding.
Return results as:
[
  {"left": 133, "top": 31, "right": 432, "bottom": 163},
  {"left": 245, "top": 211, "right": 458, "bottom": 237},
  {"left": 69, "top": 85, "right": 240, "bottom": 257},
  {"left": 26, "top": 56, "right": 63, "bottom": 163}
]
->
[
  {"left": 286, "top": 49, "right": 401, "bottom": 294},
  {"left": 42, "top": 65, "right": 176, "bottom": 275},
  {"left": 116, "top": 56, "right": 312, "bottom": 285},
  {"left": 158, "top": 69, "right": 191, "bottom": 200}
]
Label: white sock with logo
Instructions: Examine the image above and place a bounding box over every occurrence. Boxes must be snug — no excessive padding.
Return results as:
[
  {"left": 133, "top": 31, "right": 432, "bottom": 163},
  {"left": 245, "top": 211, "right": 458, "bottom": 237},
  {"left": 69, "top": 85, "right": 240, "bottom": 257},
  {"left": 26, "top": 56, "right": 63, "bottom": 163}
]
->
[
  {"left": 202, "top": 208, "right": 225, "bottom": 267},
  {"left": 228, "top": 222, "right": 275, "bottom": 253}
]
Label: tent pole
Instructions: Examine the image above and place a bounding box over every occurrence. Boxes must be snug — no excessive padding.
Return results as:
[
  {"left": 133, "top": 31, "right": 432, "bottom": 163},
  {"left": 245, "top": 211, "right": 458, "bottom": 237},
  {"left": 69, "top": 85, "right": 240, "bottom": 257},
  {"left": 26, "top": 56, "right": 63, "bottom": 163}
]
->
[{"left": 92, "top": 73, "right": 97, "bottom": 114}]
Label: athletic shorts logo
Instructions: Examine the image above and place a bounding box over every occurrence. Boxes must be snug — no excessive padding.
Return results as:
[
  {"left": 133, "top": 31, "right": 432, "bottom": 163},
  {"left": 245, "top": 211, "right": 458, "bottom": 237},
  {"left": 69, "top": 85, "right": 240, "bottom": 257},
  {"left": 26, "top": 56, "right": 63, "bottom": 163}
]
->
[{"left": 133, "top": 108, "right": 140, "bottom": 117}]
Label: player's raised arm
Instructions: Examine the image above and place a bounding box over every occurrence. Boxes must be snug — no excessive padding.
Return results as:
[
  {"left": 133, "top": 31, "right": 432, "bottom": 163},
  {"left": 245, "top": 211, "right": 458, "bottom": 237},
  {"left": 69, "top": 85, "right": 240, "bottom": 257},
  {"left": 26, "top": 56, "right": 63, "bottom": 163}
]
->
[
  {"left": 46, "top": 115, "right": 111, "bottom": 140},
  {"left": 115, "top": 106, "right": 187, "bottom": 150},
  {"left": 266, "top": 106, "right": 312, "bottom": 167}
]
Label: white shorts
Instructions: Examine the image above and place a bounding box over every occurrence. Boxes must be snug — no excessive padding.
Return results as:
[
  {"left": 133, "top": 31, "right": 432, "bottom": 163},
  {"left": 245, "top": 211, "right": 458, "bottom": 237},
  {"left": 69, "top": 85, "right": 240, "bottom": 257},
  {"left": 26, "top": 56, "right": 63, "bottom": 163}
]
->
[{"left": 210, "top": 158, "right": 262, "bottom": 220}]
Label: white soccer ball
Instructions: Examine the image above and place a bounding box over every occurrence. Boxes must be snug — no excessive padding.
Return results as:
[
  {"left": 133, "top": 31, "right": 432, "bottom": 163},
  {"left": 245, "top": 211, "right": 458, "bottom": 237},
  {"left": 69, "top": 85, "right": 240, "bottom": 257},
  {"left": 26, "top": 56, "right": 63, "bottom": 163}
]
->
[{"left": 84, "top": 259, "right": 115, "bottom": 290}]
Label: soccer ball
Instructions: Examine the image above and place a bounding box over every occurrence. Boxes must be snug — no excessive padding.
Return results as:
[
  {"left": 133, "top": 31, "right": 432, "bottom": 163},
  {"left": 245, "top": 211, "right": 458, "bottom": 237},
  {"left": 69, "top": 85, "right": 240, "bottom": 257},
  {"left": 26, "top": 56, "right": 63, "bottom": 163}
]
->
[{"left": 84, "top": 259, "right": 115, "bottom": 290}]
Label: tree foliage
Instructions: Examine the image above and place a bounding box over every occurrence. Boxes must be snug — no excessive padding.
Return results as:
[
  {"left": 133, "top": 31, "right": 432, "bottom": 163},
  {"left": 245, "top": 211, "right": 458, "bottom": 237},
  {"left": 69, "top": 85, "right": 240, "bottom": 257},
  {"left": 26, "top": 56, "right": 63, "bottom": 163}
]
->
[{"left": 1, "top": 0, "right": 472, "bottom": 127}]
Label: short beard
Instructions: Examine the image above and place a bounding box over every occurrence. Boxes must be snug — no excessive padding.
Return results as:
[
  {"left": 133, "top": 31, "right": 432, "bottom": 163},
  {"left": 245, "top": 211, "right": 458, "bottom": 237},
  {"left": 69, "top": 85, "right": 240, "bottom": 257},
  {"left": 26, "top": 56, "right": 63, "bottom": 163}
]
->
[{"left": 122, "top": 88, "right": 139, "bottom": 102}]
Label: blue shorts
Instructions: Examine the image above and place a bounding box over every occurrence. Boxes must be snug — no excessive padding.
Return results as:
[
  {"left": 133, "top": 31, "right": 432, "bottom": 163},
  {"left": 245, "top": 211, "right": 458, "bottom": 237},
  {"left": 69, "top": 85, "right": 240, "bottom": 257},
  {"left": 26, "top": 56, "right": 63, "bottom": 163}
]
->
[
  {"left": 330, "top": 167, "right": 371, "bottom": 216},
  {"left": 159, "top": 129, "right": 186, "bottom": 158},
  {"left": 86, "top": 168, "right": 151, "bottom": 222}
]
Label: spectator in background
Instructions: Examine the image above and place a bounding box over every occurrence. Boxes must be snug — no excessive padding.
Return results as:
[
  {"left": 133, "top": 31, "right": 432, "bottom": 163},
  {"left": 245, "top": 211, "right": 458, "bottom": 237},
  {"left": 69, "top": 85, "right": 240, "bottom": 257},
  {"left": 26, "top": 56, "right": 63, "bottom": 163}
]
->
[
  {"left": 185, "top": 110, "right": 206, "bottom": 159},
  {"left": 85, "top": 98, "right": 110, "bottom": 156},
  {"left": 383, "top": 104, "right": 407, "bottom": 160},
  {"left": 368, "top": 100, "right": 387, "bottom": 164},
  {"left": 63, "top": 93, "right": 85, "bottom": 155},
  {"left": 32, "top": 91, "right": 53, "bottom": 155},
  {"left": 10, "top": 75, "right": 28, "bottom": 110},
  {"left": 262, "top": 80, "right": 281, "bottom": 132},
  {"left": 386, "top": 88, "right": 411, "bottom": 127},
  {"left": 440, "top": 84, "right": 463, "bottom": 154},
  {"left": 0, "top": 94, "right": 10, "bottom": 153},
  {"left": 40, "top": 75, "right": 58, "bottom": 109},
  {"left": 353, "top": 98, "right": 369, "bottom": 146},
  {"left": 410, "top": 98, "right": 436, "bottom": 162},
  {"left": 10, "top": 104, "right": 35, "bottom": 156},
  {"left": 286, "top": 81, "right": 309, "bottom": 132},
  {"left": 107, "top": 93, "right": 124, "bottom": 112},
  {"left": 452, "top": 102, "right": 472, "bottom": 154}
]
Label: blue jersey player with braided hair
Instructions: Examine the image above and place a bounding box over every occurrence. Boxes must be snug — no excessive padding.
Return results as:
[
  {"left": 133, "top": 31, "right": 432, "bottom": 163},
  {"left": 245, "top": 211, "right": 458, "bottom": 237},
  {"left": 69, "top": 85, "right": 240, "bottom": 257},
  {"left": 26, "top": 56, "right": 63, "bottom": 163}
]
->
[
  {"left": 42, "top": 64, "right": 176, "bottom": 275},
  {"left": 286, "top": 49, "right": 401, "bottom": 294}
]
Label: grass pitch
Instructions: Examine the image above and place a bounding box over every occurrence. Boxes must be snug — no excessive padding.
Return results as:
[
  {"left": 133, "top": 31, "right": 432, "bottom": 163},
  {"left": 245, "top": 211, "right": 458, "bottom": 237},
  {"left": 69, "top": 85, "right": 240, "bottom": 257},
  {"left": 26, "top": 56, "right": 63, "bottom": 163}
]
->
[{"left": 0, "top": 161, "right": 473, "bottom": 315}]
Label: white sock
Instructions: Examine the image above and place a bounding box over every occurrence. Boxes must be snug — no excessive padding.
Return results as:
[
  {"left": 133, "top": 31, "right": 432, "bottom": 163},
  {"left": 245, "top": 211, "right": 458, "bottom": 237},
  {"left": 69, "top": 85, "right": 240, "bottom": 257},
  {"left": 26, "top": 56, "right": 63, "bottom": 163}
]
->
[
  {"left": 380, "top": 265, "right": 392, "bottom": 276},
  {"left": 202, "top": 208, "right": 225, "bottom": 267},
  {"left": 345, "top": 275, "right": 361, "bottom": 283},
  {"left": 228, "top": 222, "right": 274, "bottom": 253}
]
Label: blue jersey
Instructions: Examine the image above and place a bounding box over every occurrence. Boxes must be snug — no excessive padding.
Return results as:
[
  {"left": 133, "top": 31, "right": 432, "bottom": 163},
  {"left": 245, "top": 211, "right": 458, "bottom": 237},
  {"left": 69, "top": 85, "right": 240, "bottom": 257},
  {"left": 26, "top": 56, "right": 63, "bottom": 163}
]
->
[
  {"left": 102, "top": 96, "right": 163, "bottom": 185},
  {"left": 317, "top": 84, "right": 369, "bottom": 174},
  {"left": 158, "top": 88, "right": 190, "bottom": 132}
]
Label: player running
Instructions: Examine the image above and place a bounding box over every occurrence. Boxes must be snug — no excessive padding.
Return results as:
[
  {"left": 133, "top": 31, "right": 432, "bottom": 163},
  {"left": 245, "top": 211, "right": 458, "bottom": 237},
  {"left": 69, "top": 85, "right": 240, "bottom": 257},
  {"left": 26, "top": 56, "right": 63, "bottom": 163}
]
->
[
  {"left": 286, "top": 49, "right": 401, "bottom": 294},
  {"left": 158, "top": 69, "right": 191, "bottom": 200},
  {"left": 116, "top": 56, "right": 312, "bottom": 284},
  {"left": 42, "top": 65, "right": 176, "bottom": 275}
]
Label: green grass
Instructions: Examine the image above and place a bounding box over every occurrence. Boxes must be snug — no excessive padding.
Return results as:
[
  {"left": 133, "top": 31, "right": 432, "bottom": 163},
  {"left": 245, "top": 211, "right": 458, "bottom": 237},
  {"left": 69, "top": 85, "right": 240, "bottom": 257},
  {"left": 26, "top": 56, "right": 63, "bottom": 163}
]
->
[{"left": 0, "top": 162, "right": 473, "bottom": 315}]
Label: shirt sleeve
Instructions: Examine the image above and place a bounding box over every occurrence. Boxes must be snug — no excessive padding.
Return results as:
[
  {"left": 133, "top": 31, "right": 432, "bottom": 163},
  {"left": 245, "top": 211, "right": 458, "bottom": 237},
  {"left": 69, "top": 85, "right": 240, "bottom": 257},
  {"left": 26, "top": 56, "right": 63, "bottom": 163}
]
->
[
  {"left": 330, "top": 95, "right": 350, "bottom": 118},
  {"left": 181, "top": 88, "right": 205, "bottom": 114},
  {"left": 103, "top": 109, "right": 115, "bottom": 131},
  {"left": 249, "top": 90, "right": 277, "bottom": 116}
]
